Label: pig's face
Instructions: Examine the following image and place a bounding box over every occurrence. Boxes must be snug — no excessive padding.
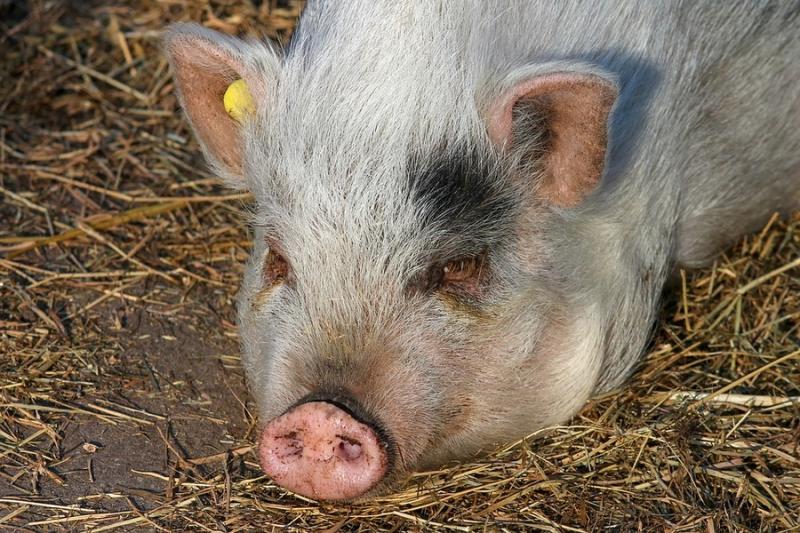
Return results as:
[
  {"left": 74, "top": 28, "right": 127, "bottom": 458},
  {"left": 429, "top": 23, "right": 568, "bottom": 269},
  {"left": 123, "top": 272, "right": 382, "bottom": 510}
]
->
[
  {"left": 164, "top": 24, "right": 616, "bottom": 500},
  {"left": 236, "top": 149, "right": 592, "bottom": 492}
]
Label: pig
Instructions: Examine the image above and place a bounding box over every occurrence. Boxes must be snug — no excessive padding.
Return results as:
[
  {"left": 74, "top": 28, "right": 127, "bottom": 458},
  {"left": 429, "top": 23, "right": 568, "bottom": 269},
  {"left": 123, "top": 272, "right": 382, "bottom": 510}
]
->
[{"left": 163, "top": 1, "right": 800, "bottom": 501}]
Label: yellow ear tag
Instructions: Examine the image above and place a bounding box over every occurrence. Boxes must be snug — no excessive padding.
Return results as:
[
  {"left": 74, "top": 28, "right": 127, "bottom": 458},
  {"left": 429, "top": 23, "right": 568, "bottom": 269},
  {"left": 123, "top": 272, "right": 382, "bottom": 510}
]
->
[{"left": 223, "top": 79, "right": 255, "bottom": 123}]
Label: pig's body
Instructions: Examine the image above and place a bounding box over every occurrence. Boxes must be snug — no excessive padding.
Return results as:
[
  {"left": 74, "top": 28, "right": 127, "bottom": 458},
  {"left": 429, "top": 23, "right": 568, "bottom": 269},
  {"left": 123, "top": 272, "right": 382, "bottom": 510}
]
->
[{"left": 165, "top": 1, "right": 800, "bottom": 500}]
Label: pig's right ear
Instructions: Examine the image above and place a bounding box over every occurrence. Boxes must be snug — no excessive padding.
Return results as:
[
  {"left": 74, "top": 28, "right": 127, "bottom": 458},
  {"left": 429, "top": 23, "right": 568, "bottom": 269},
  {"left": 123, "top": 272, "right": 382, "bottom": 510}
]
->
[{"left": 163, "top": 23, "right": 276, "bottom": 188}]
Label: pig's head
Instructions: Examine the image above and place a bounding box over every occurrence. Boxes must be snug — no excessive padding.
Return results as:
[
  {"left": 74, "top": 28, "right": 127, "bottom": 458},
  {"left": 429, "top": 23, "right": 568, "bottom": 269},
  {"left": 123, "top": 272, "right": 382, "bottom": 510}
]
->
[{"left": 164, "top": 22, "right": 625, "bottom": 501}]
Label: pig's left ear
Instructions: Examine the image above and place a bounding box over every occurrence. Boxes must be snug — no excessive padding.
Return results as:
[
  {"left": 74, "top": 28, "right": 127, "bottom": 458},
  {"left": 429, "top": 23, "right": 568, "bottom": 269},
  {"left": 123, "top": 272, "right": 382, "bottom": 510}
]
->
[
  {"left": 486, "top": 63, "right": 618, "bottom": 207},
  {"left": 163, "top": 23, "right": 276, "bottom": 188}
]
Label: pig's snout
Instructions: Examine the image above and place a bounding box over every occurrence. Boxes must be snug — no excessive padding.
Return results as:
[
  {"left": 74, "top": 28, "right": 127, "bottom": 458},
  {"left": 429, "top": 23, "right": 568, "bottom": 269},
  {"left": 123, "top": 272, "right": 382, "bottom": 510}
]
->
[{"left": 259, "top": 400, "right": 390, "bottom": 500}]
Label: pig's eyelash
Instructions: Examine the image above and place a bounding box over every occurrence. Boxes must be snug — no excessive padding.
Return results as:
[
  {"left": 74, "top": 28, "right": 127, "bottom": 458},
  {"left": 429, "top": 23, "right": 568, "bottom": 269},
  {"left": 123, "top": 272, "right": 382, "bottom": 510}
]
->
[
  {"left": 439, "top": 251, "right": 489, "bottom": 296},
  {"left": 407, "top": 251, "right": 489, "bottom": 297}
]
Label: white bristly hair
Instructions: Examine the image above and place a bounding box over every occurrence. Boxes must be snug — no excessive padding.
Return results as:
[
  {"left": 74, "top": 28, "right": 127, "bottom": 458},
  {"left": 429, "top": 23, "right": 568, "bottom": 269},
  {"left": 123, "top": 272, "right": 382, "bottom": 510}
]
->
[{"left": 165, "top": 1, "right": 800, "bottom": 491}]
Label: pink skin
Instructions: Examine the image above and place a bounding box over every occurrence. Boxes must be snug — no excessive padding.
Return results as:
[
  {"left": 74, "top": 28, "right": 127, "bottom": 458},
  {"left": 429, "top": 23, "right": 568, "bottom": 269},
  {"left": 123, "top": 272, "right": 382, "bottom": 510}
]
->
[
  {"left": 259, "top": 401, "right": 389, "bottom": 501},
  {"left": 486, "top": 72, "right": 616, "bottom": 207}
]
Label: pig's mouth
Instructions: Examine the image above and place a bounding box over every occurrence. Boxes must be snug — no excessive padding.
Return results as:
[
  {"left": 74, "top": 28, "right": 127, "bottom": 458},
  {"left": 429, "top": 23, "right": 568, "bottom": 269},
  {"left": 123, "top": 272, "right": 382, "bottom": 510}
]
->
[{"left": 258, "top": 394, "right": 396, "bottom": 501}]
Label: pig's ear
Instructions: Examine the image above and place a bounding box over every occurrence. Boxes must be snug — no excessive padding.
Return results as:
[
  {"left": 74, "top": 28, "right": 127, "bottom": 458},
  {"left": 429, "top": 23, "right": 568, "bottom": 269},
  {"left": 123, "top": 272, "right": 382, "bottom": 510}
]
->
[
  {"left": 486, "top": 64, "right": 618, "bottom": 207},
  {"left": 163, "top": 23, "right": 274, "bottom": 187}
]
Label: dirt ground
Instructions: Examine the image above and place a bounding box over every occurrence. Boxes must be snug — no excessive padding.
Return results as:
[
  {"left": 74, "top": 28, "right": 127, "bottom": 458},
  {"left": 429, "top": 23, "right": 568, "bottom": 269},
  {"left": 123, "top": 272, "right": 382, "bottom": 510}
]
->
[{"left": 1, "top": 1, "right": 799, "bottom": 531}]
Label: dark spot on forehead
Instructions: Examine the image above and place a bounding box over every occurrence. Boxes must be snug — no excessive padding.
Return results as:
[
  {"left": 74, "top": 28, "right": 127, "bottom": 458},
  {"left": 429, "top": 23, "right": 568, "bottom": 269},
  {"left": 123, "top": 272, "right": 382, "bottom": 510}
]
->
[{"left": 408, "top": 146, "right": 517, "bottom": 252}]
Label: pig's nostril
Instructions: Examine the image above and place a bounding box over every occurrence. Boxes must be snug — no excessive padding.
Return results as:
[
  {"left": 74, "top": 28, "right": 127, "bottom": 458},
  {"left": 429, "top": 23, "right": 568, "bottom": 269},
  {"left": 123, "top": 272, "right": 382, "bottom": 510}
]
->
[{"left": 336, "top": 437, "right": 363, "bottom": 461}]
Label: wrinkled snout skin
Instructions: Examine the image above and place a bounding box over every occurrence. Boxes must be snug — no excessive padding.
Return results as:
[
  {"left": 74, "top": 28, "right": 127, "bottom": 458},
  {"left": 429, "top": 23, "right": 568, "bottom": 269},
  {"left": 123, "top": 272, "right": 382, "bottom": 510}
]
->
[
  {"left": 165, "top": 1, "right": 800, "bottom": 500},
  {"left": 259, "top": 401, "right": 389, "bottom": 500}
]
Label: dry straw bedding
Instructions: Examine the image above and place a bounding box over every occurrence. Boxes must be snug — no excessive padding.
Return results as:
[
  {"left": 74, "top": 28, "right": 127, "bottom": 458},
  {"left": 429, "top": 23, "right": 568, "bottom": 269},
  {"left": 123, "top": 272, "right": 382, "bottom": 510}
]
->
[{"left": 0, "top": 1, "right": 798, "bottom": 531}]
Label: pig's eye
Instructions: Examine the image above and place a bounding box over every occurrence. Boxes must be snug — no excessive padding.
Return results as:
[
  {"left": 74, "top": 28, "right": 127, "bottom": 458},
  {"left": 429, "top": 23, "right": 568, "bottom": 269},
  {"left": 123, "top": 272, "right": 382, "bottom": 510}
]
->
[
  {"left": 442, "top": 256, "right": 483, "bottom": 283},
  {"left": 263, "top": 248, "right": 290, "bottom": 286},
  {"left": 407, "top": 252, "right": 488, "bottom": 297},
  {"left": 439, "top": 252, "right": 488, "bottom": 296}
]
